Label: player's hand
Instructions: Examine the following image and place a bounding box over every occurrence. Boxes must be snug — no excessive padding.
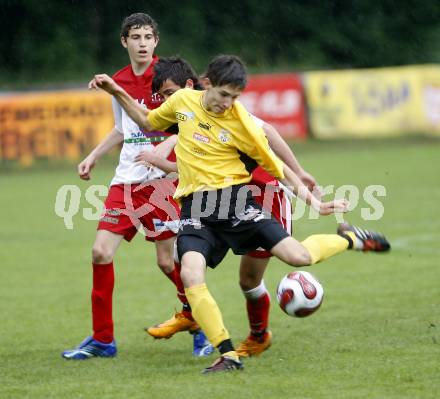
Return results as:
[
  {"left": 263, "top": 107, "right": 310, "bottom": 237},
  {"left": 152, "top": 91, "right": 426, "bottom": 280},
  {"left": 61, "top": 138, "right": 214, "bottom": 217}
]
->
[
  {"left": 318, "top": 199, "right": 350, "bottom": 215},
  {"left": 152, "top": 135, "right": 177, "bottom": 158},
  {"left": 78, "top": 156, "right": 96, "bottom": 180},
  {"left": 88, "top": 74, "right": 120, "bottom": 95},
  {"left": 134, "top": 151, "right": 160, "bottom": 168},
  {"left": 298, "top": 170, "right": 322, "bottom": 200}
]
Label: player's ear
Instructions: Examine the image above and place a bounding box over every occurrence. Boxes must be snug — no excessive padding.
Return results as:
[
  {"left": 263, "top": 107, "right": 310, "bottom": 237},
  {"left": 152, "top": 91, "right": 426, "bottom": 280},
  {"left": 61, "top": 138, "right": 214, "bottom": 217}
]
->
[
  {"left": 201, "top": 77, "right": 211, "bottom": 89},
  {"left": 185, "top": 79, "right": 194, "bottom": 89},
  {"left": 121, "top": 36, "right": 128, "bottom": 49}
]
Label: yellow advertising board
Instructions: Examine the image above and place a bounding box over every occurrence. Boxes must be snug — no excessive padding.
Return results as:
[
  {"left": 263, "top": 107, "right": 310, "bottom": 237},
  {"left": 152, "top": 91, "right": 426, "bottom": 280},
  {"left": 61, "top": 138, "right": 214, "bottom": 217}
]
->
[
  {"left": 0, "top": 90, "right": 114, "bottom": 165},
  {"left": 305, "top": 65, "right": 440, "bottom": 138}
]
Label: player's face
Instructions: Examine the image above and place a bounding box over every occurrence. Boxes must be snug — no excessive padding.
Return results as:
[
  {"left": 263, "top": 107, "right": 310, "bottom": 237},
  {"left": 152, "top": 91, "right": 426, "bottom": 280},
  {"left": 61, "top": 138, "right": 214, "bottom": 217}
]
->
[
  {"left": 121, "top": 25, "right": 158, "bottom": 66},
  {"left": 158, "top": 79, "right": 184, "bottom": 101},
  {"left": 204, "top": 84, "right": 242, "bottom": 114},
  {"left": 158, "top": 79, "right": 194, "bottom": 101}
]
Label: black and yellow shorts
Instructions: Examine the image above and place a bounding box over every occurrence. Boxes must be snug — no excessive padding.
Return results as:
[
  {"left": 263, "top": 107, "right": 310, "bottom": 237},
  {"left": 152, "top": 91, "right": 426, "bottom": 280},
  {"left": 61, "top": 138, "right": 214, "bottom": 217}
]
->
[{"left": 176, "top": 184, "right": 289, "bottom": 268}]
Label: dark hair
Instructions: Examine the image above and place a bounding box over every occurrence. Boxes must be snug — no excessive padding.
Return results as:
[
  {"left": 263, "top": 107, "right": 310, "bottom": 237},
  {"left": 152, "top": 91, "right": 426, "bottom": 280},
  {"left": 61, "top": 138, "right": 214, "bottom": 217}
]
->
[
  {"left": 205, "top": 55, "right": 247, "bottom": 89},
  {"left": 152, "top": 56, "right": 202, "bottom": 93},
  {"left": 120, "top": 13, "right": 159, "bottom": 39}
]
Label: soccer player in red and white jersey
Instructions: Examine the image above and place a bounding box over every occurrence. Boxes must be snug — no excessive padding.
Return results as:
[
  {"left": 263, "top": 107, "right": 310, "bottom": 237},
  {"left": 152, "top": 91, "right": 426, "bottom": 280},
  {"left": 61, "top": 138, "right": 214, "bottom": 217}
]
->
[
  {"left": 62, "top": 14, "right": 212, "bottom": 360},
  {"left": 136, "top": 57, "right": 319, "bottom": 357}
]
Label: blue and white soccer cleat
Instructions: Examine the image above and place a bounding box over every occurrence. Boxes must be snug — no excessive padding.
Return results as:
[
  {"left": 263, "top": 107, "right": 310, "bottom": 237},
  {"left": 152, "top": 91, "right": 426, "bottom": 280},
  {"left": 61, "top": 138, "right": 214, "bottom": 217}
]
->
[
  {"left": 62, "top": 336, "right": 117, "bottom": 360},
  {"left": 192, "top": 330, "right": 214, "bottom": 357}
]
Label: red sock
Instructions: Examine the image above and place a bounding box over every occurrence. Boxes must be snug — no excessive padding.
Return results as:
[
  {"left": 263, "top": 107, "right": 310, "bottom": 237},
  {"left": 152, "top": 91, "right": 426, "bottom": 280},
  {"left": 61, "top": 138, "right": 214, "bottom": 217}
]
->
[
  {"left": 247, "top": 292, "right": 270, "bottom": 339},
  {"left": 92, "top": 262, "right": 114, "bottom": 343},
  {"left": 164, "top": 262, "right": 193, "bottom": 320}
]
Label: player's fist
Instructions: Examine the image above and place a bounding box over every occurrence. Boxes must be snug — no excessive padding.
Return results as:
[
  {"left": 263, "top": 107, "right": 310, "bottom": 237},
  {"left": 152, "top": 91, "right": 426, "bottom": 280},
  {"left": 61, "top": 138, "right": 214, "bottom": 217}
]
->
[
  {"left": 319, "top": 199, "right": 349, "bottom": 215},
  {"left": 88, "top": 74, "right": 119, "bottom": 95},
  {"left": 78, "top": 157, "right": 96, "bottom": 180}
]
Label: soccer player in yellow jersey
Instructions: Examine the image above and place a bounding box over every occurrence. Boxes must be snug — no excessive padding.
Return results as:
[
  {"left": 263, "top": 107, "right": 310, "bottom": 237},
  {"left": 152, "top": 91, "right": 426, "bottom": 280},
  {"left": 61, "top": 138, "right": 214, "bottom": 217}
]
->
[
  {"left": 89, "top": 55, "right": 390, "bottom": 373},
  {"left": 137, "top": 56, "right": 320, "bottom": 356}
]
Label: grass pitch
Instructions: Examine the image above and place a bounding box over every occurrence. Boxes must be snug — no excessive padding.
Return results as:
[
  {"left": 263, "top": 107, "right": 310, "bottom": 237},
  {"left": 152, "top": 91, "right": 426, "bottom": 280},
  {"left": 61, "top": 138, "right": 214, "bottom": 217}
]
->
[{"left": 1, "top": 137, "right": 439, "bottom": 399}]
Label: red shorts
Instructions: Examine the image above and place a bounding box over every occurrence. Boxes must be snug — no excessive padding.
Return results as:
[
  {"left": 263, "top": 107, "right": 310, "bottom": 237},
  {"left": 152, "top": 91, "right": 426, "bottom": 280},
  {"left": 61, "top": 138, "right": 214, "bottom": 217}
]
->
[
  {"left": 98, "top": 179, "right": 180, "bottom": 242},
  {"left": 246, "top": 182, "right": 292, "bottom": 258}
]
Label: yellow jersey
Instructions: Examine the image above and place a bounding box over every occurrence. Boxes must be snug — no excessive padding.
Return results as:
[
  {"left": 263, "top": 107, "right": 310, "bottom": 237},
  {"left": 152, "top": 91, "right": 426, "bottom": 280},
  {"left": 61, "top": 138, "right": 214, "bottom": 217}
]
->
[{"left": 147, "top": 88, "right": 284, "bottom": 199}]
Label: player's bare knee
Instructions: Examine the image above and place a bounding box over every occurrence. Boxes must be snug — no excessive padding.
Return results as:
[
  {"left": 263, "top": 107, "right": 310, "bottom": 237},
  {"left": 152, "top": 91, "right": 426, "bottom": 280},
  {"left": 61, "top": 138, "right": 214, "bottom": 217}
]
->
[
  {"left": 286, "top": 250, "right": 312, "bottom": 267},
  {"left": 92, "top": 245, "right": 113, "bottom": 264},
  {"left": 156, "top": 257, "right": 174, "bottom": 274},
  {"left": 295, "top": 251, "right": 312, "bottom": 266}
]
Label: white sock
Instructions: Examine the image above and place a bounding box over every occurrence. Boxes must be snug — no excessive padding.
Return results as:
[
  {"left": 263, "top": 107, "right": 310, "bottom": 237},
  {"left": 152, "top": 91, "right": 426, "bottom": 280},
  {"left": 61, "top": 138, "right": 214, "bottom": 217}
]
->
[{"left": 242, "top": 280, "right": 269, "bottom": 301}]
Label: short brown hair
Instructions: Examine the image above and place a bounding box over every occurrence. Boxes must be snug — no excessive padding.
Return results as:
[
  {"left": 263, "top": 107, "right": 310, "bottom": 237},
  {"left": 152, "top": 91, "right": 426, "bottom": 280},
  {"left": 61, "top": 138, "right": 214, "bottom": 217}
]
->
[
  {"left": 205, "top": 55, "right": 247, "bottom": 90},
  {"left": 120, "top": 13, "right": 159, "bottom": 39}
]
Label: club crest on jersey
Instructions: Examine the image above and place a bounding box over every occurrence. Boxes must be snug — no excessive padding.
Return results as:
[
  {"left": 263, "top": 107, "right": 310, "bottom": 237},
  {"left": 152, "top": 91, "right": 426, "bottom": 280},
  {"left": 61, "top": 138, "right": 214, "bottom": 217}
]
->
[
  {"left": 193, "top": 132, "right": 210, "bottom": 143},
  {"left": 176, "top": 111, "right": 195, "bottom": 121},
  {"left": 218, "top": 129, "right": 230, "bottom": 143}
]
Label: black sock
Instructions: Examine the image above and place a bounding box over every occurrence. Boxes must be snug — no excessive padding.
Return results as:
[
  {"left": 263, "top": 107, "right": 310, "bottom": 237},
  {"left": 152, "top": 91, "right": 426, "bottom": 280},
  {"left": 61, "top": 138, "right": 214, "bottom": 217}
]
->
[
  {"left": 339, "top": 232, "right": 353, "bottom": 249},
  {"left": 182, "top": 303, "right": 192, "bottom": 312},
  {"left": 217, "top": 339, "right": 234, "bottom": 354}
]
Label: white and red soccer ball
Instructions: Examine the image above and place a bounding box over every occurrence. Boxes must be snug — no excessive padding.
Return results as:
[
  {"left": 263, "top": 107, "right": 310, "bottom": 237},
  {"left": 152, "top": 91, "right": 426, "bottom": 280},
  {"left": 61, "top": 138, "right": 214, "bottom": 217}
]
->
[{"left": 276, "top": 271, "right": 324, "bottom": 317}]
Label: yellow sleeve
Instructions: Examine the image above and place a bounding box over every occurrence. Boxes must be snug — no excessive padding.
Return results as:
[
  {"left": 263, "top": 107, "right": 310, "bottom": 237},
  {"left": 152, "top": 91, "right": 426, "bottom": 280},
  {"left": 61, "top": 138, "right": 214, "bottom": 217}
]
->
[
  {"left": 147, "top": 92, "right": 178, "bottom": 131},
  {"left": 235, "top": 102, "right": 284, "bottom": 179}
]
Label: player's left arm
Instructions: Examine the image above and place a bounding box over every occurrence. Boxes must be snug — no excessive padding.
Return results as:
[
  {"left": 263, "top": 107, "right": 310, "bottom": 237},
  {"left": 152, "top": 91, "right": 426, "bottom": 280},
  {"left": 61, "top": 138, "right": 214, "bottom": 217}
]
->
[
  {"left": 262, "top": 122, "right": 318, "bottom": 193},
  {"left": 240, "top": 118, "right": 345, "bottom": 215},
  {"left": 89, "top": 74, "right": 153, "bottom": 131},
  {"left": 281, "top": 164, "right": 348, "bottom": 215}
]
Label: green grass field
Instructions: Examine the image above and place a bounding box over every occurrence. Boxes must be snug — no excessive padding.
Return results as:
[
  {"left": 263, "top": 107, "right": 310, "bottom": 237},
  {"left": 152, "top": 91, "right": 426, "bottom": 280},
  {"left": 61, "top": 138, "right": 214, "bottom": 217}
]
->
[{"left": 1, "top": 137, "right": 439, "bottom": 399}]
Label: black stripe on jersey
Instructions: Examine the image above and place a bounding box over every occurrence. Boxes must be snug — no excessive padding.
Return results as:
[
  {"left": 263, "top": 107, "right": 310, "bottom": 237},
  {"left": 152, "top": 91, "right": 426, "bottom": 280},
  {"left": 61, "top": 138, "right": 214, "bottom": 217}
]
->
[
  {"left": 166, "top": 123, "right": 179, "bottom": 135},
  {"left": 238, "top": 150, "right": 258, "bottom": 174}
]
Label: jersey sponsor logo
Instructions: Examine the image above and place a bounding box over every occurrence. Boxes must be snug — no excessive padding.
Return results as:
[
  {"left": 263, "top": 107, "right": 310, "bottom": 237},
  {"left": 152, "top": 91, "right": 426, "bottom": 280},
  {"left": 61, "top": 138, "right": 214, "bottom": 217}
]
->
[
  {"left": 218, "top": 129, "right": 230, "bottom": 143},
  {"left": 193, "top": 132, "right": 210, "bottom": 143},
  {"left": 176, "top": 111, "right": 195, "bottom": 121},
  {"left": 198, "top": 121, "right": 212, "bottom": 131}
]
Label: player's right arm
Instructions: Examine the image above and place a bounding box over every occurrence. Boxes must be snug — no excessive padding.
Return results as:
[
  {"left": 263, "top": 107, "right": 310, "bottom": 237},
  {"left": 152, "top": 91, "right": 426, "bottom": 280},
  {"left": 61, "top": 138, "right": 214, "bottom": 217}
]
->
[
  {"left": 89, "top": 74, "right": 153, "bottom": 131},
  {"left": 77, "top": 127, "right": 123, "bottom": 180}
]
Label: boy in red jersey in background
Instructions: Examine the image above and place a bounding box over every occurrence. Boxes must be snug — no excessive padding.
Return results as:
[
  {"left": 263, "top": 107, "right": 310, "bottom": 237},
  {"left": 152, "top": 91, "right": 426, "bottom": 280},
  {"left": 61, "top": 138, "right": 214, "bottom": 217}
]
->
[
  {"left": 62, "top": 14, "right": 213, "bottom": 359},
  {"left": 135, "top": 57, "right": 319, "bottom": 357}
]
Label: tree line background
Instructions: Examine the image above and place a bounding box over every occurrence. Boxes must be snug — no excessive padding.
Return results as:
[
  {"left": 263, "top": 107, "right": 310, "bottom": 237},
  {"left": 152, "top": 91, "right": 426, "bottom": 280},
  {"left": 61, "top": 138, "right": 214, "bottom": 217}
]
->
[{"left": 1, "top": 0, "right": 440, "bottom": 89}]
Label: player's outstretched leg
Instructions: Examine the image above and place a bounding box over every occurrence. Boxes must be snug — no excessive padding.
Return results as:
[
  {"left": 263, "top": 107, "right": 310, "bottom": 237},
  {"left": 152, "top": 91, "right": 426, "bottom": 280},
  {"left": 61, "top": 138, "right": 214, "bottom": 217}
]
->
[
  {"left": 145, "top": 311, "right": 199, "bottom": 339},
  {"left": 191, "top": 329, "right": 215, "bottom": 357},
  {"left": 62, "top": 336, "right": 117, "bottom": 360},
  {"left": 337, "top": 222, "right": 391, "bottom": 252}
]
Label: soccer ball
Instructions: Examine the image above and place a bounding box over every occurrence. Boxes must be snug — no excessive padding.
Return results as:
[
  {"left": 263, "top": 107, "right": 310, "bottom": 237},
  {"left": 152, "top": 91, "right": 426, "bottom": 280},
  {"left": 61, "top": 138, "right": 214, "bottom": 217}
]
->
[{"left": 276, "top": 271, "right": 324, "bottom": 317}]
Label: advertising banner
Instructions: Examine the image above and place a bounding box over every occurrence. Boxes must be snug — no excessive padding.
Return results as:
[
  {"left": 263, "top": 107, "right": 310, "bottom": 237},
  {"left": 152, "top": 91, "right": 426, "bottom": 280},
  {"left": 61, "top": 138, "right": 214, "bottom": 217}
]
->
[
  {"left": 0, "top": 90, "right": 113, "bottom": 165},
  {"left": 305, "top": 67, "right": 423, "bottom": 138},
  {"left": 240, "top": 73, "right": 308, "bottom": 139},
  {"left": 420, "top": 66, "right": 440, "bottom": 133},
  {"left": 0, "top": 73, "right": 308, "bottom": 166},
  {"left": 305, "top": 65, "right": 440, "bottom": 138}
]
